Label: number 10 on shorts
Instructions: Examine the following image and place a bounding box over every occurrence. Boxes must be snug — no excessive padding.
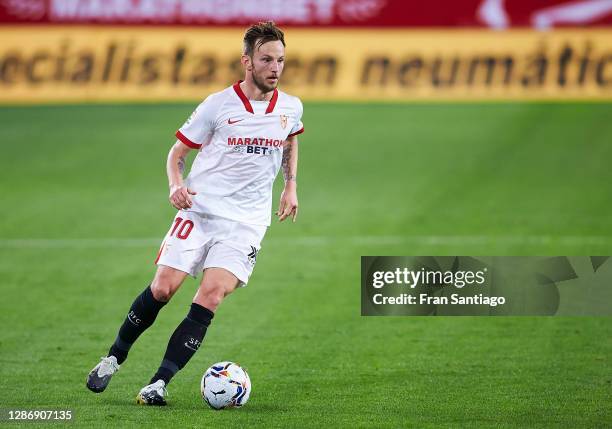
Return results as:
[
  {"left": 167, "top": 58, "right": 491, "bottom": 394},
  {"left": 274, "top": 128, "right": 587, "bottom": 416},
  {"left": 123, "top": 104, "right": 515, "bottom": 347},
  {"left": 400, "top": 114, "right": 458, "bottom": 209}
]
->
[{"left": 170, "top": 217, "right": 194, "bottom": 240}]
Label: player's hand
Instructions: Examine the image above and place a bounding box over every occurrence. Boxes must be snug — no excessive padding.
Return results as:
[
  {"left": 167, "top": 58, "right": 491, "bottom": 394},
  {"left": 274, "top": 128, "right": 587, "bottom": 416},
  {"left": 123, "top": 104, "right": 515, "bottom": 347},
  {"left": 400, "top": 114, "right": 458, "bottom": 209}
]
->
[
  {"left": 169, "top": 185, "right": 197, "bottom": 210},
  {"left": 276, "top": 183, "right": 298, "bottom": 222}
]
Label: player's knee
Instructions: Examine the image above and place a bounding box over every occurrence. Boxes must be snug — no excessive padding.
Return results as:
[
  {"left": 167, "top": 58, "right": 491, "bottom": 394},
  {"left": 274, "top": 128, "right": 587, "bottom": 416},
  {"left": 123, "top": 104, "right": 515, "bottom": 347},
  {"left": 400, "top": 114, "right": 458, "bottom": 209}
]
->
[
  {"left": 200, "top": 292, "right": 223, "bottom": 311},
  {"left": 151, "top": 282, "right": 174, "bottom": 302},
  {"left": 151, "top": 273, "right": 181, "bottom": 302},
  {"left": 198, "top": 283, "right": 229, "bottom": 310}
]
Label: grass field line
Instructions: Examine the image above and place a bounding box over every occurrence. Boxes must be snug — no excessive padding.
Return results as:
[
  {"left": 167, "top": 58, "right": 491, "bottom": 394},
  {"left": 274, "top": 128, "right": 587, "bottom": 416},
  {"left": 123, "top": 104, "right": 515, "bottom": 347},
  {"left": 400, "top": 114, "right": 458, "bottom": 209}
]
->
[{"left": 0, "top": 235, "right": 610, "bottom": 249}]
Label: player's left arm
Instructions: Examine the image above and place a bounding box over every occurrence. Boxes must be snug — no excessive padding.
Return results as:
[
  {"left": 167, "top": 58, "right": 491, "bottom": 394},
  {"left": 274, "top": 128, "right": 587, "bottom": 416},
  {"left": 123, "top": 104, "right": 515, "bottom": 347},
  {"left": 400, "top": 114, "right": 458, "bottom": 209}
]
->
[{"left": 277, "top": 135, "right": 299, "bottom": 222}]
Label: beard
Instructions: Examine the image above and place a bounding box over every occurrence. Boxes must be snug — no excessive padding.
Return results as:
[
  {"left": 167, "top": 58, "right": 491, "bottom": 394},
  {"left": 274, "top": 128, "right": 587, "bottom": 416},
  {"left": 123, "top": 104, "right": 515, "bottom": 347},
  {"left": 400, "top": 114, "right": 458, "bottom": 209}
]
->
[{"left": 251, "top": 69, "right": 277, "bottom": 94}]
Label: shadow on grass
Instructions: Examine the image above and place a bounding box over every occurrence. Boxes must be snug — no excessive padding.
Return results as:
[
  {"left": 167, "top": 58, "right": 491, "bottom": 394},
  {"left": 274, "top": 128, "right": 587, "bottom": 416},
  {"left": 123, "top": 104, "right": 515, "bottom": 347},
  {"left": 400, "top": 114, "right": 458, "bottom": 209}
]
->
[
  {"left": 98, "top": 398, "right": 288, "bottom": 414},
  {"left": 231, "top": 403, "right": 290, "bottom": 413}
]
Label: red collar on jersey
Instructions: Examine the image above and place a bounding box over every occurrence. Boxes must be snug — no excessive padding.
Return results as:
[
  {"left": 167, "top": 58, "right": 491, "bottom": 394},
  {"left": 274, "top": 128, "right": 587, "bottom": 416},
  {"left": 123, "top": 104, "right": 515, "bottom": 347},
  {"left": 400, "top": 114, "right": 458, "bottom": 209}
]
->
[{"left": 233, "top": 80, "right": 278, "bottom": 114}]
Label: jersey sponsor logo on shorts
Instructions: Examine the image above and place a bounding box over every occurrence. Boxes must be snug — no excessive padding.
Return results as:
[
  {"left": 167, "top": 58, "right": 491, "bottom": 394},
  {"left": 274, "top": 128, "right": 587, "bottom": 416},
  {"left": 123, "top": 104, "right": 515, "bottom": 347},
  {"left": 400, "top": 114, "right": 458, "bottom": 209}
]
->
[{"left": 247, "top": 246, "right": 258, "bottom": 266}]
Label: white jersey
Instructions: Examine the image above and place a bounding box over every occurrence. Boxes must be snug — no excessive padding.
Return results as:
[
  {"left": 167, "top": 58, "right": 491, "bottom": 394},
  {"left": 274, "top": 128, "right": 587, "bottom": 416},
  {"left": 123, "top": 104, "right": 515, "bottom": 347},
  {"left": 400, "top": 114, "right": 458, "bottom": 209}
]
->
[{"left": 175, "top": 81, "right": 304, "bottom": 226}]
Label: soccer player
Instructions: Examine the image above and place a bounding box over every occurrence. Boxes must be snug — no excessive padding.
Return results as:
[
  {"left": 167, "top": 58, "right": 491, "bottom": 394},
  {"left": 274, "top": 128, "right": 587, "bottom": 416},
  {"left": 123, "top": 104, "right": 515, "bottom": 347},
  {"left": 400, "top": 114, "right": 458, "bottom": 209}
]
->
[{"left": 86, "top": 21, "right": 304, "bottom": 405}]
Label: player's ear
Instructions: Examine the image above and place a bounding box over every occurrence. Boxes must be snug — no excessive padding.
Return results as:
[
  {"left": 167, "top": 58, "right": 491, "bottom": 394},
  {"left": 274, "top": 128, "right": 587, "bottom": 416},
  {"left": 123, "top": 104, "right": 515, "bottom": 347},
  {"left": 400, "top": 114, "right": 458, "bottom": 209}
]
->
[{"left": 241, "top": 54, "right": 252, "bottom": 71}]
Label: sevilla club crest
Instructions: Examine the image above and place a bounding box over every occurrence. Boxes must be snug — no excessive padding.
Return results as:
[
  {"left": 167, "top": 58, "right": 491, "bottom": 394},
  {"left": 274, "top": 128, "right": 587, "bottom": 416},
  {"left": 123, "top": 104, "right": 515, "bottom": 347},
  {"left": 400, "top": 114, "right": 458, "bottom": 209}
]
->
[{"left": 280, "top": 115, "right": 288, "bottom": 129}]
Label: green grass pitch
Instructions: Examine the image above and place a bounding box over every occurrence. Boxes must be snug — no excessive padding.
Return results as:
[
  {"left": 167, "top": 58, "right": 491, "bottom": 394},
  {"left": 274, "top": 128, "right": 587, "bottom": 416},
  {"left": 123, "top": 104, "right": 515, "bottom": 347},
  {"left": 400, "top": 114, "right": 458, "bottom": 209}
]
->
[{"left": 1, "top": 102, "right": 611, "bottom": 428}]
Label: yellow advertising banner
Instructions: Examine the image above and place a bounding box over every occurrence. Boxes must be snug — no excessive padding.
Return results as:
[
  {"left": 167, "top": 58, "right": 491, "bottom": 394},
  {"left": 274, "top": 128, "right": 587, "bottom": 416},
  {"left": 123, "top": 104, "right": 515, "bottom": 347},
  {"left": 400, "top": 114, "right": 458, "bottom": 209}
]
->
[{"left": 0, "top": 27, "right": 610, "bottom": 102}]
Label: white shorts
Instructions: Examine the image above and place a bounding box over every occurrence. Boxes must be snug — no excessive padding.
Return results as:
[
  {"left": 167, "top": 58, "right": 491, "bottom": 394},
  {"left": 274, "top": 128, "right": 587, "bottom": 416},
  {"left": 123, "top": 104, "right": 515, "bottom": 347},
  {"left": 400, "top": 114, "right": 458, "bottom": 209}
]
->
[{"left": 155, "top": 211, "right": 267, "bottom": 286}]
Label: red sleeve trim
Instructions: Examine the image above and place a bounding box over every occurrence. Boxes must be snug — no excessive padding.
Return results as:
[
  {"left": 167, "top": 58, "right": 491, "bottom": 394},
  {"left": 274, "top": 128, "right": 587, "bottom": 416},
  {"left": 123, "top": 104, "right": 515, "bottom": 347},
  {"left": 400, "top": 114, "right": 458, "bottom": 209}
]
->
[
  {"left": 287, "top": 127, "right": 304, "bottom": 138},
  {"left": 175, "top": 130, "right": 202, "bottom": 149}
]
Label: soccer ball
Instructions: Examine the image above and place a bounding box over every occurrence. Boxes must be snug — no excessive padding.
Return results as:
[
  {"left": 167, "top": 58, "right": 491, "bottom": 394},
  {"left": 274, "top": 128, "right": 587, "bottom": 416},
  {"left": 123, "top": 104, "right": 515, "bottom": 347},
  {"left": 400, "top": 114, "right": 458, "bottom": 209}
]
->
[{"left": 201, "top": 361, "right": 251, "bottom": 409}]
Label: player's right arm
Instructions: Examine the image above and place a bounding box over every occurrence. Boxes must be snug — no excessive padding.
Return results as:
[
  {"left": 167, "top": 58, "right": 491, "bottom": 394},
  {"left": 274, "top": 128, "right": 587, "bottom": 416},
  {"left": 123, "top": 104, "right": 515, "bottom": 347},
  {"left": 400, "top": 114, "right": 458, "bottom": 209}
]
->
[
  {"left": 167, "top": 94, "right": 218, "bottom": 210},
  {"left": 167, "top": 141, "right": 197, "bottom": 210}
]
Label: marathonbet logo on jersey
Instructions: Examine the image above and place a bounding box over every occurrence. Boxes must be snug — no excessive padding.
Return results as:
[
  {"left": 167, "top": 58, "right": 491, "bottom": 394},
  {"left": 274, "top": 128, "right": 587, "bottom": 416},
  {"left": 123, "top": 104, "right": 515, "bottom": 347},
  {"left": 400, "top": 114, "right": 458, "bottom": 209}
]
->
[{"left": 227, "top": 136, "right": 283, "bottom": 156}]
